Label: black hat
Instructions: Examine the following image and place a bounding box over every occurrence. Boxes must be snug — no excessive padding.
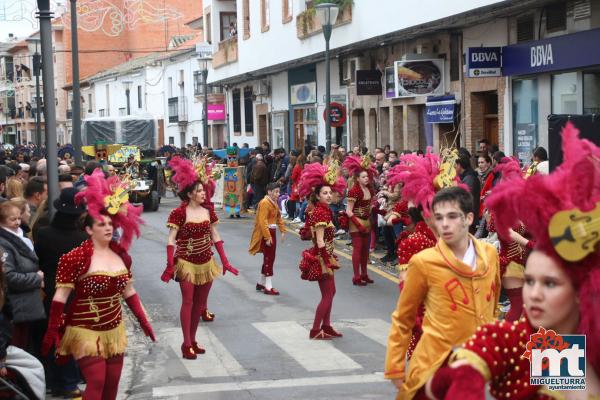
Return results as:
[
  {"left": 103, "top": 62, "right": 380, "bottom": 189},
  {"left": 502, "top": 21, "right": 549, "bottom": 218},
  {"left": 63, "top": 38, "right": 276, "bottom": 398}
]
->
[{"left": 53, "top": 187, "right": 86, "bottom": 215}]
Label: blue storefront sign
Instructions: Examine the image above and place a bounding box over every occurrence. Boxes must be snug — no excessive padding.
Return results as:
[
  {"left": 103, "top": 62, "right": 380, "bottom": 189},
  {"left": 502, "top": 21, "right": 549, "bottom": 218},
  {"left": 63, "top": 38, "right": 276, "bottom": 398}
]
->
[
  {"left": 467, "top": 47, "right": 502, "bottom": 77},
  {"left": 503, "top": 28, "right": 600, "bottom": 76},
  {"left": 426, "top": 95, "right": 456, "bottom": 123}
]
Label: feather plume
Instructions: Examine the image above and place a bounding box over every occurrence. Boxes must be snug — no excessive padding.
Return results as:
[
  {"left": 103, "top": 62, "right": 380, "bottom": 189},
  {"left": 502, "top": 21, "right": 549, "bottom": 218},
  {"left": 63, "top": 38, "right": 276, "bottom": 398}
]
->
[
  {"left": 169, "top": 156, "right": 197, "bottom": 192},
  {"left": 298, "top": 163, "right": 345, "bottom": 199},
  {"left": 342, "top": 155, "right": 378, "bottom": 181}
]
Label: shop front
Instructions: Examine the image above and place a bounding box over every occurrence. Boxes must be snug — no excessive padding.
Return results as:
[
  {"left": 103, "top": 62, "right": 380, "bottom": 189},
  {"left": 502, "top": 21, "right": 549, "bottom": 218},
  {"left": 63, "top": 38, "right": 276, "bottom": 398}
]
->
[{"left": 503, "top": 28, "right": 600, "bottom": 165}]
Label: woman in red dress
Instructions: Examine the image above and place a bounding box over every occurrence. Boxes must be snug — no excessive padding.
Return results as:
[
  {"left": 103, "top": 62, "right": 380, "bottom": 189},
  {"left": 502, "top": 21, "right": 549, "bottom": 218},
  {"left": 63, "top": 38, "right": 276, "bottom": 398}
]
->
[
  {"left": 42, "top": 169, "right": 155, "bottom": 400},
  {"left": 298, "top": 162, "right": 346, "bottom": 340},
  {"left": 160, "top": 156, "right": 238, "bottom": 359},
  {"left": 342, "top": 154, "right": 377, "bottom": 286},
  {"left": 428, "top": 123, "right": 600, "bottom": 400}
]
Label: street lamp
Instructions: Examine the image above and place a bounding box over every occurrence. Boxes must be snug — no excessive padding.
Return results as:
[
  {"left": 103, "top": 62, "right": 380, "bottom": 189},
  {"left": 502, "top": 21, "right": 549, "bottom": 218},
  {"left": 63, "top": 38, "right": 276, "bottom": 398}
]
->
[
  {"left": 197, "top": 55, "right": 212, "bottom": 148},
  {"left": 122, "top": 80, "right": 132, "bottom": 115},
  {"left": 315, "top": 2, "right": 339, "bottom": 152}
]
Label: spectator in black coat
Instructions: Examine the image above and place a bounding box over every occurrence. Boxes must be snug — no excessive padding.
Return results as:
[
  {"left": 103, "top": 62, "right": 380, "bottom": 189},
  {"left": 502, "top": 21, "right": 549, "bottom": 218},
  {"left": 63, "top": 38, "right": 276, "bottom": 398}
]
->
[{"left": 455, "top": 156, "right": 480, "bottom": 232}]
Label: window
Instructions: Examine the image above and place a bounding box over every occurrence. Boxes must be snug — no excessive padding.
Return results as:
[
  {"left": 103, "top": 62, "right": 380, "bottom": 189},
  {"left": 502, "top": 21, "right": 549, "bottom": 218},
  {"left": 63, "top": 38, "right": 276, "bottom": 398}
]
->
[
  {"left": 243, "top": 0, "right": 250, "bottom": 39},
  {"left": 271, "top": 112, "right": 287, "bottom": 149},
  {"left": 169, "top": 136, "right": 175, "bottom": 145},
  {"left": 99, "top": 109, "right": 105, "bottom": 117},
  {"left": 105, "top": 84, "right": 110, "bottom": 116},
  {"left": 293, "top": 107, "right": 318, "bottom": 152},
  {"left": 206, "top": 12, "right": 212, "bottom": 44},
  {"left": 546, "top": 2, "right": 567, "bottom": 33},
  {"left": 168, "top": 77, "right": 173, "bottom": 98},
  {"left": 552, "top": 72, "right": 579, "bottom": 114},
  {"left": 584, "top": 71, "right": 600, "bottom": 114},
  {"left": 244, "top": 87, "right": 254, "bottom": 133},
  {"left": 168, "top": 97, "right": 179, "bottom": 123},
  {"left": 282, "top": 0, "right": 292, "bottom": 23},
  {"left": 232, "top": 89, "right": 241, "bottom": 133},
  {"left": 512, "top": 79, "right": 538, "bottom": 166},
  {"left": 220, "top": 12, "right": 237, "bottom": 41},
  {"left": 137, "top": 85, "right": 142, "bottom": 108},
  {"left": 517, "top": 15, "right": 535, "bottom": 42},
  {"left": 88, "top": 93, "right": 92, "bottom": 112},
  {"left": 118, "top": 107, "right": 126, "bottom": 116},
  {"left": 261, "top": 0, "right": 270, "bottom": 32},
  {"left": 192, "top": 136, "right": 199, "bottom": 145},
  {"left": 194, "top": 71, "right": 205, "bottom": 96}
]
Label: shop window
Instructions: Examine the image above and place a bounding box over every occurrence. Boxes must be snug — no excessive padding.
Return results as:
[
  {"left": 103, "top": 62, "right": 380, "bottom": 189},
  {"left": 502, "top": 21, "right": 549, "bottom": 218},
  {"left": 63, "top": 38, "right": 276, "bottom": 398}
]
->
[
  {"left": 546, "top": 3, "right": 567, "bottom": 33},
  {"left": 271, "top": 112, "right": 287, "bottom": 149},
  {"left": 293, "top": 107, "right": 317, "bottom": 152},
  {"left": 552, "top": 72, "right": 579, "bottom": 114},
  {"left": 584, "top": 71, "right": 600, "bottom": 114},
  {"left": 244, "top": 87, "right": 254, "bottom": 133},
  {"left": 517, "top": 15, "right": 535, "bottom": 42},
  {"left": 282, "top": 0, "right": 292, "bottom": 23},
  {"left": 243, "top": 0, "right": 251, "bottom": 40},
  {"left": 261, "top": 0, "right": 270, "bottom": 32},
  {"left": 513, "top": 79, "right": 538, "bottom": 166},
  {"left": 232, "top": 89, "right": 241, "bottom": 134}
]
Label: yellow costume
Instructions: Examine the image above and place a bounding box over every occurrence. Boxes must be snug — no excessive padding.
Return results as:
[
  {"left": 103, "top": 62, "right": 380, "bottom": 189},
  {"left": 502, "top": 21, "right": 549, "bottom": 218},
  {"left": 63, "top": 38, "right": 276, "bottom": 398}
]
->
[
  {"left": 248, "top": 196, "right": 286, "bottom": 255},
  {"left": 384, "top": 236, "right": 500, "bottom": 399}
]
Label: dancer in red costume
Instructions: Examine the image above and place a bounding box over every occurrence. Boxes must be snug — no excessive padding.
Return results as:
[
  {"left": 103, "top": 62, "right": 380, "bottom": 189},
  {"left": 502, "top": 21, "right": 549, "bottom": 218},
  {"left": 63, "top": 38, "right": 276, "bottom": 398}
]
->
[
  {"left": 41, "top": 169, "right": 155, "bottom": 400},
  {"left": 161, "top": 155, "right": 238, "bottom": 359},
  {"left": 428, "top": 123, "right": 600, "bottom": 400},
  {"left": 297, "top": 162, "right": 346, "bottom": 340},
  {"left": 342, "top": 154, "right": 378, "bottom": 286}
]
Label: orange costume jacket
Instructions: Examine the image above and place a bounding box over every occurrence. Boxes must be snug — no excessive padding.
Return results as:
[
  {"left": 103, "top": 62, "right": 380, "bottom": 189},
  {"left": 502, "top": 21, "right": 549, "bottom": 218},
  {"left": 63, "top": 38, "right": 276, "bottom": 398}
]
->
[
  {"left": 248, "top": 196, "right": 286, "bottom": 255},
  {"left": 385, "top": 236, "right": 501, "bottom": 399}
]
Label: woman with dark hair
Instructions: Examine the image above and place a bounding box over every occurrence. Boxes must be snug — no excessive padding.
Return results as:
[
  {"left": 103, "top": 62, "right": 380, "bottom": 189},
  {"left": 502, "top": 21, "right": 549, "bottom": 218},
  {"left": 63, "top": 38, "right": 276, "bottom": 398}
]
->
[
  {"left": 288, "top": 154, "right": 305, "bottom": 222},
  {"left": 297, "top": 162, "right": 346, "bottom": 340},
  {"left": 342, "top": 154, "right": 378, "bottom": 286},
  {"left": 41, "top": 169, "right": 155, "bottom": 400},
  {"left": 160, "top": 156, "right": 238, "bottom": 359}
]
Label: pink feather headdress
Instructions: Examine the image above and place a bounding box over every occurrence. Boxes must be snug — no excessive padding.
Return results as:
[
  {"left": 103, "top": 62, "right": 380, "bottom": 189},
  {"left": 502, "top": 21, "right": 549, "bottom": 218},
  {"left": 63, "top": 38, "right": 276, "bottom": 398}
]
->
[
  {"left": 342, "top": 154, "right": 378, "bottom": 181},
  {"left": 168, "top": 155, "right": 218, "bottom": 200},
  {"left": 298, "top": 161, "right": 346, "bottom": 199},
  {"left": 492, "top": 156, "right": 523, "bottom": 181},
  {"left": 75, "top": 168, "right": 143, "bottom": 250},
  {"left": 486, "top": 122, "right": 600, "bottom": 370}
]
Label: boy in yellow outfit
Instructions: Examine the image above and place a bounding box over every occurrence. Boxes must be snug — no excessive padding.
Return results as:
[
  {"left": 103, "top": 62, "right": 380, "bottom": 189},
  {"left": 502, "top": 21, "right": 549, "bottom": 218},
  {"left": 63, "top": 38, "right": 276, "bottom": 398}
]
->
[
  {"left": 385, "top": 187, "right": 500, "bottom": 399},
  {"left": 249, "top": 182, "right": 286, "bottom": 295}
]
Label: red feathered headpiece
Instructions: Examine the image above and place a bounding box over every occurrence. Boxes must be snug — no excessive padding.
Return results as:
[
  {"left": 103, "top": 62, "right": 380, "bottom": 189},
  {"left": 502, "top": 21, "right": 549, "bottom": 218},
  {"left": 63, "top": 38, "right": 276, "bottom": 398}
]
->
[
  {"left": 298, "top": 161, "right": 346, "bottom": 199},
  {"left": 75, "top": 168, "right": 143, "bottom": 250},
  {"left": 168, "top": 155, "right": 218, "bottom": 200},
  {"left": 486, "top": 122, "right": 600, "bottom": 370},
  {"left": 342, "top": 154, "right": 378, "bottom": 181}
]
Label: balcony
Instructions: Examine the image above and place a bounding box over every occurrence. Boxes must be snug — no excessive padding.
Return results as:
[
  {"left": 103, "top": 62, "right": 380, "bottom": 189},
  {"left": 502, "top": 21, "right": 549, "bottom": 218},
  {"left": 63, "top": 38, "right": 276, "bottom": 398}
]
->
[
  {"left": 212, "top": 37, "right": 238, "bottom": 69},
  {"left": 296, "top": 5, "right": 352, "bottom": 40},
  {"left": 168, "top": 96, "right": 188, "bottom": 124}
]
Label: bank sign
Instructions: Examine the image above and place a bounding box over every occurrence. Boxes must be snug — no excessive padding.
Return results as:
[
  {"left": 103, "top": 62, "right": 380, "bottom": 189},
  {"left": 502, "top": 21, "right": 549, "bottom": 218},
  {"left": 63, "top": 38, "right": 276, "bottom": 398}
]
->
[
  {"left": 503, "top": 27, "right": 600, "bottom": 76},
  {"left": 467, "top": 47, "right": 501, "bottom": 77}
]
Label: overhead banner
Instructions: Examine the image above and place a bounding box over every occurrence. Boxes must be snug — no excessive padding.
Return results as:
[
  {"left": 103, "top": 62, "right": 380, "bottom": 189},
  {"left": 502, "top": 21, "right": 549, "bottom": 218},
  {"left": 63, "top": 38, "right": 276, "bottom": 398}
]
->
[
  {"left": 426, "top": 95, "right": 456, "bottom": 123},
  {"left": 356, "top": 70, "right": 382, "bottom": 95},
  {"left": 394, "top": 59, "right": 444, "bottom": 97},
  {"left": 467, "top": 47, "right": 502, "bottom": 77}
]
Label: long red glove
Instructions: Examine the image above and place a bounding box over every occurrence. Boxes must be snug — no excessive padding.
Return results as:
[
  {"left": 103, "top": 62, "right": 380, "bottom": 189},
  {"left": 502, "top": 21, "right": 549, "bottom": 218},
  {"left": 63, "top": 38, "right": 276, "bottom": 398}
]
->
[
  {"left": 125, "top": 294, "right": 156, "bottom": 342},
  {"left": 161, "top": 245, "right": 175, "bottom": 282},
  {"left": 350, "top": 215, "right": 367, "bottom": 234},
  {"left": 214, "top": 241, "right": 239, "bottom": 276},
  {"left": 41, "top": 300, "right": 65, "bottom": 356},
  {"left": 430, "top": 365, "right": 485, "bottom": 400}
]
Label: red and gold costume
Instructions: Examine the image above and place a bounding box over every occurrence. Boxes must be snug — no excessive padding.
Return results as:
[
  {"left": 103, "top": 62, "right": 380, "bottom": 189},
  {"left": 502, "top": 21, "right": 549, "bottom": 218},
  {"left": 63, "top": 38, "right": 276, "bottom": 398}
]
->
[
  {"left": 167, "top": 204, "right": 221, "bottom": 285},
  {"left": 347, "top": 184, "right": 374, "bottom": 232},
  {"left": 299, "top": 202, "right": 339, "bottom": 281},
  {"left": 55, "top": 240, "right": 132, "bottom": 360}
]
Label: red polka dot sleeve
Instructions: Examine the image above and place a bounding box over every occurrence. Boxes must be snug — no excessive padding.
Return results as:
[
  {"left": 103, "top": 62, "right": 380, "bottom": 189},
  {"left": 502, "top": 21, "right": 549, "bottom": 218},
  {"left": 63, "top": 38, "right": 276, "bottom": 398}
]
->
[{"left": 167, "top": 206, "right": 186, "bottom": 229}]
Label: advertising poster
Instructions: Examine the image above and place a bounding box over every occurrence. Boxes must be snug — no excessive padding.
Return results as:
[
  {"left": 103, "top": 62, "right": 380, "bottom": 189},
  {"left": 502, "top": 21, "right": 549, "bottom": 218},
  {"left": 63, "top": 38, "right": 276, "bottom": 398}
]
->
[
  {"left": 290, "top": 82, "right": 317, "bottom": 105},
  {"left": 394, "top": 59, "right": 445, "bottom": 97},
  {"left": 385, "top": 67, "right": 396, "bottom": 99},
  {"left": 514, "top": 123, "right": 537, "bottom": 166}
]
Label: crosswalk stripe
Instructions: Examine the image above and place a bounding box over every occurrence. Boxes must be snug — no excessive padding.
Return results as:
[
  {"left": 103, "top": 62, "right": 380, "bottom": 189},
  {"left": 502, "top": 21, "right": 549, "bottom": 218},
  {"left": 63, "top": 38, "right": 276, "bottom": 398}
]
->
[
  {"left": 152, "top": 373, "right": 387, "bottom": 397},
  {"left": 253, "top": 321, "right": 361, "bottom": 372},
  {"left": 347, "top": 318, "right": 391, "bottom": 347},
  {"left": 162, "top": 327, "right": 246, "bottom": 378}
]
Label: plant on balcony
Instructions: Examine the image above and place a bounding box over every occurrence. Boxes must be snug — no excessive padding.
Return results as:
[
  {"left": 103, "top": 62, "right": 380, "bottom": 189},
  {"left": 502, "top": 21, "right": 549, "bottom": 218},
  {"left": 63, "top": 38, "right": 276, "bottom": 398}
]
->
[
  {"left": 313, "top": 0, "right": 353, "bottom": 10},
  {"left": 299, "top": 0, "right": 353, "bottom": 36}
]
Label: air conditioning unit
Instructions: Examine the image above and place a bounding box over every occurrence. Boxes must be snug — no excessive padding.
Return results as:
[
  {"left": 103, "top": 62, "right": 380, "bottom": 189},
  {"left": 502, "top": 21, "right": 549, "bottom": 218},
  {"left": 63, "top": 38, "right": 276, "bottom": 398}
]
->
[
  {"left": 256, "top": 80, "right": 270, "bottom": 96},
  {"left": 343, "top": 57, "right": 360, "bottom": 83}
]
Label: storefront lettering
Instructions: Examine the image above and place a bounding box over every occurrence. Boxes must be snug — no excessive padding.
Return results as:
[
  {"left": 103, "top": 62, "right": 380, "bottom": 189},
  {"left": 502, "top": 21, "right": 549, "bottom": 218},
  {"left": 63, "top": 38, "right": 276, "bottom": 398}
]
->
[
  {"left": 471, "top": 51, "right": 499, "bottom": 63},
  {"left": 530, "top": 44, "right": 554, "bottom": 68}
]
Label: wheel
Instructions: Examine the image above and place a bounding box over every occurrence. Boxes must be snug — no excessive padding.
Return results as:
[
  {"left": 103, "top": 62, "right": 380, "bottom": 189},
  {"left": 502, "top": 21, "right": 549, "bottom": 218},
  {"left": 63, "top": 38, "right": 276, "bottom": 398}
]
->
[{"left": 143, "top": 191, "right": 160, "bottom": 212}]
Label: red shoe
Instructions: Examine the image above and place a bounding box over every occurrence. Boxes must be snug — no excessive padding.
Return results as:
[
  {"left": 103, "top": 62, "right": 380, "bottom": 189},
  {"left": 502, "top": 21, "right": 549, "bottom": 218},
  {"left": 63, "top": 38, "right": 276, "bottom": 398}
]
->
[
  {"left": 361, "top": 274, "right": 374, "bottom": 284},
  {"left": 352, "top": 277, "right": 367, "bottom": 286},
  {"left": 181, "top": 344, "right": 197, "bottom": 360},
  {"left": 191, "top": 342, "right": 206, "bottom": 355},
  {"left": 202, "top": 310, "right": 215, "bottom": 322},
  {"left": 256, "top": 283, "right": 265, "bottom": 291},
  {"left": 263, "top": 288, "right": 280, "bottom": 295},
  {"left": 309, "top": 329, "right": 333, "bottom": 340},
  {"left": 322, "top": 325, "right": 343, "bottom": 337}
]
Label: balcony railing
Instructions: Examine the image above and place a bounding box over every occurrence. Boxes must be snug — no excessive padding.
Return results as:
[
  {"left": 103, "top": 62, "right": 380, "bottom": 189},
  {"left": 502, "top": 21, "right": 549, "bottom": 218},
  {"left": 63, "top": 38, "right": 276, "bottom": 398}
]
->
[
  {"left": 168, "top": 96, "right": 188, "bottom": 124},
  {"left": 213, "top": 37, "right": 238, "bottom": 69}
]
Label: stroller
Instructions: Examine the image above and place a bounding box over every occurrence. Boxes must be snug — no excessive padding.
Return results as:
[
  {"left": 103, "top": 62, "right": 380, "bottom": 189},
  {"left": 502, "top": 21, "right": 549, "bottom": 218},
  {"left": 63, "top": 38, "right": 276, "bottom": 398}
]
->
[{"left": 0, "top": 346, "right": 45, "bottom": 400}]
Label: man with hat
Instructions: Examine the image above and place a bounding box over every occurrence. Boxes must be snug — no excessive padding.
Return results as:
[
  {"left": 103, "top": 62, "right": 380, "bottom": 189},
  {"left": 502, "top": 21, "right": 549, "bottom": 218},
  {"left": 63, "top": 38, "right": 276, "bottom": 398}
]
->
[{"left": 34, "top": 188, "right": 88, "bottom": 398}]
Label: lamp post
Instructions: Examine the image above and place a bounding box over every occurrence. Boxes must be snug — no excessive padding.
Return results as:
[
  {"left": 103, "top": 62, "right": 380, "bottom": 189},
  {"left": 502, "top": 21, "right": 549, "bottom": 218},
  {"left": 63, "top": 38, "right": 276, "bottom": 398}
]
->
[
  {"left": 315, "top": 3, "right": 339, "bottom": 152},
  {"left": 70, "top": 0, "right": 83, "bottom": 166},
  {"left": 122, "top": 81, "right": 132, "bottom": 115},
  {"left": 197, "top": 56, "right": 212, "bottom": 148},
  {"left": 29, "top": 38, "right": 42, "bottom": 147}
]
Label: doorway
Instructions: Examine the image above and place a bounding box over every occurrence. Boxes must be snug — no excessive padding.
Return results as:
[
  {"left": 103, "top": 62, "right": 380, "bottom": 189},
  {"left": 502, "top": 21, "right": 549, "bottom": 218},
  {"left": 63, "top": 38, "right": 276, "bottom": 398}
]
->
[
  {"left": 351, "top": 109, "right": 365, "bottom": 148},
  {"left": 258, "top": 114, "right": 268, "bottom": 144}
]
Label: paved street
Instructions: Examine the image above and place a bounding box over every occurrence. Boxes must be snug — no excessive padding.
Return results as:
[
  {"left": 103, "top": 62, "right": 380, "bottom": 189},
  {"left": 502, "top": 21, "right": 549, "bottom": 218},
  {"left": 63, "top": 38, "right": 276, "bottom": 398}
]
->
[{"left": 118, "top": 197, "right": 399, "bottom": 399}]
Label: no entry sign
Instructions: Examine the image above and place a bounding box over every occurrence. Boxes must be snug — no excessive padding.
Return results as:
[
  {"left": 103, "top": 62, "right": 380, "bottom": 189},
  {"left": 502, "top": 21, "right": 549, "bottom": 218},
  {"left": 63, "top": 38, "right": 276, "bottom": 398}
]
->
[{"left": 323, "top": 102, "right": 347, "bottom": 128}]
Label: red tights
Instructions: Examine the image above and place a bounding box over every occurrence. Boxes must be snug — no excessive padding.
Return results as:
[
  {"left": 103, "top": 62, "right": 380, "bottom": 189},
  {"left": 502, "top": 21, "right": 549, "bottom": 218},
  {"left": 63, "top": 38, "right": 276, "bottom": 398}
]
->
[
  {"left": 312, "top": 276, "right": 336, "bottom": 331},
  {"left": 351, "top": 233, "right": 370, "bottom": 279},
  {"left": 505, "top": 287, "right": 524, "bottom": 322},
  {"left": 179, "top": 280, "right": 212, "bottom": 346},
  {"left": 78, "top": 355, "right": 124, "bottom": 400}
]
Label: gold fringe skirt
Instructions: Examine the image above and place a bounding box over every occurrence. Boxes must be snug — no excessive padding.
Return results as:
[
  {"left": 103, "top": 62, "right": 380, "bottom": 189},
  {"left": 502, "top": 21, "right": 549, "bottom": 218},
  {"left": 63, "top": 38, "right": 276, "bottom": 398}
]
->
[
  {"left": 504, "top": 261, "right": 525, "bottom": 280},
  {"left": 175, "top": 257, "right": 221, "bottom": 285},
  {"left": 349, "top": 216, "right": 370, "bottom": 233},
  {"left": 58, "top": 322, "right": 127, "bottom": 360}
]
